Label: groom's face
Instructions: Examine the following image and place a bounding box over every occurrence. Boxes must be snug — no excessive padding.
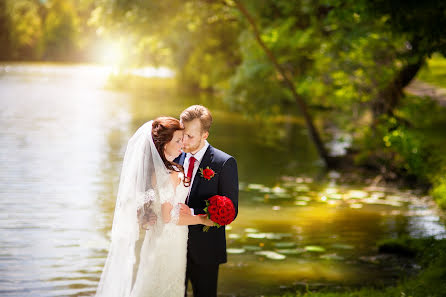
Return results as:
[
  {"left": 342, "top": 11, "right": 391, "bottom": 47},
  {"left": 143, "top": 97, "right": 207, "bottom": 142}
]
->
[{"left": 182, "top": 118, "right": 208, "bottom": 154}]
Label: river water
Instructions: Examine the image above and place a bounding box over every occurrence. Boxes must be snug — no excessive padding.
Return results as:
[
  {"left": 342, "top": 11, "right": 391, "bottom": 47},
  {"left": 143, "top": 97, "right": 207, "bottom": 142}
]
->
[{"left": 0, "top": 64, "right": 444, "bottom": 297}]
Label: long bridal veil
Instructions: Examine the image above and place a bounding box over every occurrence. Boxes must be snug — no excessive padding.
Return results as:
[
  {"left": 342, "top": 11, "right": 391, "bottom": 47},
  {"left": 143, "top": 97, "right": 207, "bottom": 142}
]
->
[{"left": 95, "top": 121, "right": 174, "bottom": 297}]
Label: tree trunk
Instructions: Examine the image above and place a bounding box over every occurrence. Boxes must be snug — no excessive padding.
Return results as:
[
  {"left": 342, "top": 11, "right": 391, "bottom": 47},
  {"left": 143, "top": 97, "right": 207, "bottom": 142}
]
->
[
  {"left": 372, "top": 57, "right": 424, "bottom": 120},
  {"left": 233, "top": 1, "right": 332, "bottom": 167}
]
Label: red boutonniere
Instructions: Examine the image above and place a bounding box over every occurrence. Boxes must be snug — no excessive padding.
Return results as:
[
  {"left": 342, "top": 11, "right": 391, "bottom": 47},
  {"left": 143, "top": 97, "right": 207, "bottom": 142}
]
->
[{"left": 199, "top": 166, "right": 215, "bottom": 180}]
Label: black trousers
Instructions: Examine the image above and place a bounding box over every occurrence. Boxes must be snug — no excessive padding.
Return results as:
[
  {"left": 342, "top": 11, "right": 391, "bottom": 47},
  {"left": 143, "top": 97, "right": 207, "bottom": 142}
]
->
[{"left": 184, "top": 256, "right": 219, "bottom": 297}]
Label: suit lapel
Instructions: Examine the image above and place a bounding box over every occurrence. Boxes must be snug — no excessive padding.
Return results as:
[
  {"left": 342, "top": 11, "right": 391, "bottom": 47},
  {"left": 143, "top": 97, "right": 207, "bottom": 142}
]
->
[
  {"left": 189, "top": 145, "right": 213, "bottom": 202},
  {"left": 175, "top": 152, "right": 186, "bottom": 166}
]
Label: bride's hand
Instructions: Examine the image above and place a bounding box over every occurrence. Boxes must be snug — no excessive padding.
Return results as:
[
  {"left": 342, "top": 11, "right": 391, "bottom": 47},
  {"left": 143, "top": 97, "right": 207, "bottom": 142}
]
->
[
  {"left": 197, "top": 214, "right": 214, "bottom": 226},
  {"left": 179, "top": 203, "right": 191, "bottom": 215},
  {"left": 137, "top": 205, "right": 157, "bottom": 229}
]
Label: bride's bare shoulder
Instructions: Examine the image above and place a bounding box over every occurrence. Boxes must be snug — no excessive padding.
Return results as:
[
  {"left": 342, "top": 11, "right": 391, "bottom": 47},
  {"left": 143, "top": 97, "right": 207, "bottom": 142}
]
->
[{"left": 169, "top": 171, "right": 181, "bottom": 186}]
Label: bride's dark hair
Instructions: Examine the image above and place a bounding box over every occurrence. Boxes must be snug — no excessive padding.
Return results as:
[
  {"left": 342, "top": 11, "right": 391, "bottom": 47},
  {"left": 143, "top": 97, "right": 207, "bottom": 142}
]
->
[{"left": 151, "top": 117, "right": 187, "bottom": 184}]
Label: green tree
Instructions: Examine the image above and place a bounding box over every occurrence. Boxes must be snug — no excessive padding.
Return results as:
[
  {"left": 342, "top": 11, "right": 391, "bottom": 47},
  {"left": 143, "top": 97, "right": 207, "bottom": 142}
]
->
[
  {"left": 7, "top": 0, "right": 44, "bottom": 59},
  {"left": 232, "top": 0, "right": 331, "bottom": 166},
  {"left": 0, "top": 0, "right": 11, "bottom": 60},
  {"left": 90, "top": 0, "right": 241, "bottom": 87},
  {"left": 95, "top": 0, "right": 446, "bottom": 171},
  {"left": 43, "top": 0, "right": 80, "bottom": 60}
]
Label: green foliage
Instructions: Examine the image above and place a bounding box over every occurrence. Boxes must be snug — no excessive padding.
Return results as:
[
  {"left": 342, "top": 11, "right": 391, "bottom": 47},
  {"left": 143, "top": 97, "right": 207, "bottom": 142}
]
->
[
  {"left": 2, "top": 0, "right": 446, "bottom": 208},
  {"left": 0, "top": 0, "right": 9, "bottom": 59},
  {"left": 95, "top": 0, "right": 446, "bottom": 211},
  {"left": 6, "top": 0, "right": 44, "bottom": 59},
  {"left": 430, "top": 175, "right": 446, "bottom": 209},
  {"left": 382, "top": 123, "right": 430, "bottom": 179},
  {"left": 367, "top": 0, "right": 446, "bottom": 57},
  {"left": 43, "top": 0, "right": 80, "bottom": 60},
  {"left": 417, "top": 53, "right": 446, "bottom": 88},
  {"left": 1, "top": 0, "right": 101, "bottom": 61},
  {"left": 91, "top": 0, "right": 241, "bottom": 86},
  {"left": 174, "top": 2, "right": 241, "bottom": 90},
  {"left": 352, "top": 91, "right": 446, "bottom": 209},
  {"left": 395, "top": 95, "right": 445, "bottom": 128},
  {"left": 354, "top": 115, "right": 433, "bottom": 183},
  {"left": 226, "top": 29, "right": 292, "bottom": 116}
]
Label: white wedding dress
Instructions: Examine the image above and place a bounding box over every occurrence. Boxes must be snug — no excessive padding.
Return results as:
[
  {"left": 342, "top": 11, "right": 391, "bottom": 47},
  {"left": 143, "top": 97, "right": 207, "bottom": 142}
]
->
[
  {"left": 130, "top": 178, "right": 189, "bottom": 297},
  {"left": 95, "top": 121, "right": 190, "bottom": 297}
]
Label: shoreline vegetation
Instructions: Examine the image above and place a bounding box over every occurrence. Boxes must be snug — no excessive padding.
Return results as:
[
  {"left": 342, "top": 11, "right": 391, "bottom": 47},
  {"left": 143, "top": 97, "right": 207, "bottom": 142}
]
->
[{"left": 269, "top": 237, "right": 446, "bottom": 297}]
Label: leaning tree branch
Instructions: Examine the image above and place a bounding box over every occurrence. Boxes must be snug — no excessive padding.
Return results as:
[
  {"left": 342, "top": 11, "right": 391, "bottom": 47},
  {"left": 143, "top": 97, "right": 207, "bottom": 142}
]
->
[{"left": 233, "top": 0, "right": 331, "bottom": 167}]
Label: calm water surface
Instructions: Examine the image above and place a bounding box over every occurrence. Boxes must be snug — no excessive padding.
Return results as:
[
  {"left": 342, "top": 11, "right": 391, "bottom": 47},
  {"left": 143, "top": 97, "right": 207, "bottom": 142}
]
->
[{"left": 0, "top": 64, "right": 445, "bottom": 297}]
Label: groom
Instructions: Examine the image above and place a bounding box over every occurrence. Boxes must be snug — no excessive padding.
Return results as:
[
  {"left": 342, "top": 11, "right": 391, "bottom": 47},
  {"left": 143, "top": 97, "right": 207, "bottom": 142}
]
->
[{"left": 175, "top": 105, "right": 239, "bottom": 297}]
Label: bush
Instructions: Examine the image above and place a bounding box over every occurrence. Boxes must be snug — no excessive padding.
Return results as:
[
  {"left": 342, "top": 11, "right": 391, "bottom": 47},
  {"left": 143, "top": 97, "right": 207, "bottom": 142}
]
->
[
  {"left": 353, "top": 115, "right": 433, "bottom": 184},
  {"left": 430, "top": 176, "right": 446, "bottom": 209}
]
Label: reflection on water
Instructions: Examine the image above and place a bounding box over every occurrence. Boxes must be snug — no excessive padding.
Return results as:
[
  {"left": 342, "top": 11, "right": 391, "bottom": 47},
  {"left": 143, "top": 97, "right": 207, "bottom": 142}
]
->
[{"left": 0, "top": 64, "right": 444, "bottom": 297}]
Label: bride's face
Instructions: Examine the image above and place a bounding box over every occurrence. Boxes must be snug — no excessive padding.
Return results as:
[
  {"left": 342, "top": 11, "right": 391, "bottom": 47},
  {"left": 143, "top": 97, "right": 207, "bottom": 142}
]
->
[{"left": 164, "top": 130, "right": 184, "bottom": 161}]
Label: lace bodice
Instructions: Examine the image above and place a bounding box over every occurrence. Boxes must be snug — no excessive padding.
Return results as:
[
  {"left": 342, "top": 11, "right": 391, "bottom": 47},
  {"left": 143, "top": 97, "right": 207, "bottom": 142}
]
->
[
  {"left": 175, "top": 174, "right": 189, "bottom": 202},
  {"left": 130, "top": 174, "right": 189, "bottom": 297},
  {"left": 160, "top": 172, "right": 189, "bottom": 225}
]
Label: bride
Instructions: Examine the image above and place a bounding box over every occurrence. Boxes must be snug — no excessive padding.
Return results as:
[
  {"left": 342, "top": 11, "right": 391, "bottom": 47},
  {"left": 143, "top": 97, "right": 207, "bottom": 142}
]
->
[{"left": 95, "top": 117, "right": 213, "bottom": 297}]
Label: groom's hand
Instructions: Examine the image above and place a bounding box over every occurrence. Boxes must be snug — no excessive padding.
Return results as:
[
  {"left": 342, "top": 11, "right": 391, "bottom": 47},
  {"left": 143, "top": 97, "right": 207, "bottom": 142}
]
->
[{"left": 179, "top": 203, "right": 192, "bottom": 215}]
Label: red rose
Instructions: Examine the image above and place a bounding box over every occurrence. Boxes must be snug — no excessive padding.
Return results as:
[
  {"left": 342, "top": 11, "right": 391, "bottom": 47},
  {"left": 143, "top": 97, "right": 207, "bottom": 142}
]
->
[
  {"left": 203, "top": 195, "right": 236, "bottom": 232},
  {"left": 208, "top": 205, "right": 217, "bottom": 213},
  {"left": 200, "top": 167, "right": 215, "bottom": 180}
]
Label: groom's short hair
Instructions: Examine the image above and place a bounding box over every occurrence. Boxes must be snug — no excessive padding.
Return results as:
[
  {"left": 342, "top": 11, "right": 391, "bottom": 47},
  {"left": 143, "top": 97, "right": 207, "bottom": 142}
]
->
[{"left": 180, "top": 105, "right": 213, "bottom": 133}]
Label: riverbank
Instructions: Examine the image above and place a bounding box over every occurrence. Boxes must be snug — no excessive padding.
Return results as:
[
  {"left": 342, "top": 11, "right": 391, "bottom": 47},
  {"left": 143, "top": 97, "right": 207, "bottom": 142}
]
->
[
  {"left": 325, "top": 54, "right": 446, "bottom": 211},
  {"left": 263, "top": 56, "right": 446, "bottom": 297},
  {"left": 268, "top": 236, "right": 446, "bottom": 297}
]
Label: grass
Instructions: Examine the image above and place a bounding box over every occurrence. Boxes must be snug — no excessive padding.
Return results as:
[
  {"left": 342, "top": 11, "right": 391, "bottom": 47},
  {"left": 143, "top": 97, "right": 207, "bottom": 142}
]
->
[
  {"left": 417, "top": 53, "right": 446, "bottom": 88},
  {"left": 412, "top": 54, "right": 446, "bottom": 208}
]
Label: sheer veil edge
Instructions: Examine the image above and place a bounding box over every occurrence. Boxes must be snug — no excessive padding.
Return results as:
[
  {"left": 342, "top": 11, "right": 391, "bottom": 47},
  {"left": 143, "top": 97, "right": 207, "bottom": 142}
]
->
[{"left": 95, "top": 121, "right": 174, "bottom": 297}]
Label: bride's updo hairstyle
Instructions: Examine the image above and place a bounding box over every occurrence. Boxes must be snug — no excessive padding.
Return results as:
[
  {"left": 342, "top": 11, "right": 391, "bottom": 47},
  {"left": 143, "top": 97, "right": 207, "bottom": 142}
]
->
[{"left": 152, "top": 117, "right": 185, "bottom": 175}]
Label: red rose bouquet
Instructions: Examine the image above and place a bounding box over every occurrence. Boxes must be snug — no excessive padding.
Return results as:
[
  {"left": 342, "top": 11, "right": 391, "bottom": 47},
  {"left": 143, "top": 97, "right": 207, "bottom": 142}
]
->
[{"left": 203, "top": 195, "right": 236, "bottom": 232}]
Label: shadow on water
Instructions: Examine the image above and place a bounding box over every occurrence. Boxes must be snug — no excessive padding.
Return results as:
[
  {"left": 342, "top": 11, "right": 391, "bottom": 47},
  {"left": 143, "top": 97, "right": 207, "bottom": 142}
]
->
[{"left": 0, "top": 64, "right": 444, "bottom": 297}]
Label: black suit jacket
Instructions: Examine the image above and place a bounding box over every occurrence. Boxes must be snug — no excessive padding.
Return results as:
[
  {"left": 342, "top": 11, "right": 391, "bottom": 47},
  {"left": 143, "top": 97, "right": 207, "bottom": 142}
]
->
[{"left": 175, "top": 145, "right": 238, "bottom": 264}]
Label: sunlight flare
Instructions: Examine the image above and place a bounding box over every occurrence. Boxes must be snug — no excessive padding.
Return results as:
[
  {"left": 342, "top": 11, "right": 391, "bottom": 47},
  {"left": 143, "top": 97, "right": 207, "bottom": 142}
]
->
[{"left": 94, "top": 38, "right": 128, "bottom": 70}]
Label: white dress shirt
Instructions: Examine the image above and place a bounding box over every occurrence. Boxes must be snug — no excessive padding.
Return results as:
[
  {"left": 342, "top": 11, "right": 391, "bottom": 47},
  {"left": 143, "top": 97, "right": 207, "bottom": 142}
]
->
[{"left": 183, "top": 140, "right": 210, "bottom": 209}]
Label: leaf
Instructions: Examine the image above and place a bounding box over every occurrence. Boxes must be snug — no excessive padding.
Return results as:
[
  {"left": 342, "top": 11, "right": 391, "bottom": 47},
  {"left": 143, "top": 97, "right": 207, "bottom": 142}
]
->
[
  {"left": 304, "top": 246, "right": 326, "bottom": 253},
  {"left": 294, "top": 201, "right": 308, "bottom": 206},
  {"left": 255, "top": 251, "right": 286, "bottom": 260},
  {"left": 295, "top": 196, "right": 311, "bottom": 201},
  {"left": 320, "top": 253, "right": 344, "bottom": 261},
  {"left": 247, "top": 184, "right": 266, "bottom": 190},
  {"left": 350, "top": 203, "right": 363, "bottom": 209},
  {"left": 331, "top": 243, "right": 354, "bottom": 250},
  {"left": 347, "top": 190, "right": 369, "bottom": 199},
  {"left": 275, "top": 248, "right": 306, "bottom": 255},
  {"left": 243, "top": 245, "right": 263, "bottom": 251},
  {"left": 227, "top": 248, "right": 246, "bottom": 254},
  {"left": 247, "top": 233, "right": 267, "bottom": 239},
  {"left": 274, "top": 242, "right": 296, "bottom": 248},
  {"left": 228, "top": 233, "right": 241, "bottom": 239}
]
